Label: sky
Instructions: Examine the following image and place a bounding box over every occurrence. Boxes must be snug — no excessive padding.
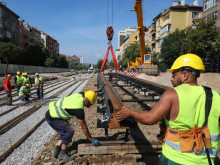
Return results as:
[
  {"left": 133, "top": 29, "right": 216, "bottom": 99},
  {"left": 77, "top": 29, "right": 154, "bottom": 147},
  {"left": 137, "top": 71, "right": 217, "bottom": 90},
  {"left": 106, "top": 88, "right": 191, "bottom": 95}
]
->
[{"left": 3, "top": 0, "right": 203, "bottom": 64}]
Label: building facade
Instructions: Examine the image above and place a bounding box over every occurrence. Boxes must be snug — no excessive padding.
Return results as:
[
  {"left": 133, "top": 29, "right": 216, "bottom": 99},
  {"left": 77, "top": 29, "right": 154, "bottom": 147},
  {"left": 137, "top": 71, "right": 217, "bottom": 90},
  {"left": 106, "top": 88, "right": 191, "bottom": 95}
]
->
[
  {"left": 18, "top": 20, "right": 41, "bottom": 49},
  {"left": 203, "top": 0, "right": 220, "bottom": 27},
  {"left": 0, "top": 2, "right": 19, "bottom": 44},
  {"left": 118, "top": 27, "right": 138, "bottom": 49},
  {"left": 149, "top": 0, "right": 203, "bottom": 53},
  {"left": 79, "top": 56, "right": 84, "bottom": 64},
  {"left": 41, "top": 32, "right": 59, "bottom": 55}
]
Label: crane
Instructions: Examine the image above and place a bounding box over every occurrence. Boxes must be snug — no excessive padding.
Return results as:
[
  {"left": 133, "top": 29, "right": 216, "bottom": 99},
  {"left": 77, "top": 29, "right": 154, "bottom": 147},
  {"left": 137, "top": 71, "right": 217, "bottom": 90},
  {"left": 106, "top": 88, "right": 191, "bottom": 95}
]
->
[{"left": 130, "top": 0, "right": 152, "bottom": 66}]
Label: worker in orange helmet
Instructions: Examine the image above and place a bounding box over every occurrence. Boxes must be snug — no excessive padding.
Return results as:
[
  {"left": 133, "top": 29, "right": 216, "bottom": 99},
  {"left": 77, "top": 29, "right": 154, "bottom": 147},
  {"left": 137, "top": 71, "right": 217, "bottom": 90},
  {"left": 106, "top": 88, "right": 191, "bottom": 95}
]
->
[
  {"left": 117, "top": 53, "right": 220, "bottom": 165},
  {"left": 4, "top": 74, "right": 12, "bottom": 105},
  {"left": 45, "top": 90, "right": 101, "bottom": 162}
]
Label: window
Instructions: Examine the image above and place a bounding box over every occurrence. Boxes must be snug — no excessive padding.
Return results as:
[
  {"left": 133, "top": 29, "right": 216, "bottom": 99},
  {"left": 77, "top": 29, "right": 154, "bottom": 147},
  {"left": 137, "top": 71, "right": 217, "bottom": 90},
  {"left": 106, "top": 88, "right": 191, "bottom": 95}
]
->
[
  {"left": 157, "top": 20, "right": 160, "bottom": 27},
  {"left": 204, "top": 0, "right": 218, "bottom": 11},
  {"left": 0, "top": 17, "right": 2, "bottom": 28},
  {"left": 192, "top": 12, "right": 199, "bottom": 19},
  {"left": 165, "top": 14, "right": 170, "bottom": 20},
  {"left": 157, "top": 31, "right": 160, "bottom": 37},
  {"left": 6, "top": 31, "right": 11, "bottom": 38},
  {"left": 0, "top": 7, "right": 2, "bottom": 16},
  {"left": 161, "top": 24, "right": 171, "bottom": 35}
]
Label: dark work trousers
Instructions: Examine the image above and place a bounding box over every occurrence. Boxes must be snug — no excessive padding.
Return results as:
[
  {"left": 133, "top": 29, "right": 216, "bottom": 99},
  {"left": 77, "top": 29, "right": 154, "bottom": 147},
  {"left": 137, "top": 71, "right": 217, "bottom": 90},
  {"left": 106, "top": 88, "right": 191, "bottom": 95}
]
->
[
  {"left": 36, "top": 88, "right": 43, "bottom": 99},
  {"left": 16, "top": 86, "right": 21, "bottom": 96},
  {"left": 46, "top": 118, "right": 74, "bottom": 144},
  {"left": 6, "top": 91, "right": 12, "bottom": 105},
  {"left": 19, "top": 94, "right": 30, "bottom": 101}
]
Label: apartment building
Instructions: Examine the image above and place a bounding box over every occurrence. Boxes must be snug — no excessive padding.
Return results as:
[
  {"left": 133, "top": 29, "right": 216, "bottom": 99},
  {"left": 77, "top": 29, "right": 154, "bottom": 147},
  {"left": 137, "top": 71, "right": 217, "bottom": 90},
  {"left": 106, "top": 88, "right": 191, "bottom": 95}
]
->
[
  {"left": 203, "top": 0, "right": 220, "bottom": 27},
  {"left": 18, "top": 20, "right": 41, "bottom": 49},
  {"left": 119, "top": 30, "right": 138, "bottom": 60},
  {"left": 0, "top": 2, "right": 19, "bottom": 44},
  {"left": 41, "top": 31, "right": 59, "bottom": 56},
  {"left": 118, "top": 27, "right": 138, "bottom": 49},
  {"left": 149, "top": 0, "right": 203, "bottom": 53}
]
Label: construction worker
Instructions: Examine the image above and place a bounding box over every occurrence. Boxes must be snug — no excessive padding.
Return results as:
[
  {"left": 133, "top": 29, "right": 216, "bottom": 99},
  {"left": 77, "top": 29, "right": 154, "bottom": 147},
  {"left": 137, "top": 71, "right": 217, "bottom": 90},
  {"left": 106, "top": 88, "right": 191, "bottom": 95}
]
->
[
  {"left": 14, "top": 71, "right": 23, "bottom": 96},
  {"left": 22, "top": 72, "right": 31, "bottom": 86},
  {"left": 4, "top": 74, "right": 12, "bottom": 105},
  {"left": 45, "top": 90, "right": 101, "bottom": 162},
  {"left": 19, "top": 84, "right": 31, "bottom": 101},
  {"left": 117, "top": 53, "right": 220, "bottom": 165},
  {"left": 34, "top": 73, "right": 43, "bottom": 99}
]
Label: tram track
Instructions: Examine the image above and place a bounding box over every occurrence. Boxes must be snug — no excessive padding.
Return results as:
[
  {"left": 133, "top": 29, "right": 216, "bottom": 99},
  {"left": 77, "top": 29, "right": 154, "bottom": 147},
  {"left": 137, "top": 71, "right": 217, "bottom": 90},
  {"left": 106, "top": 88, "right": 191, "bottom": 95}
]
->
[{"left": 0, "top": 79, "right": 87, "bottom": 162}]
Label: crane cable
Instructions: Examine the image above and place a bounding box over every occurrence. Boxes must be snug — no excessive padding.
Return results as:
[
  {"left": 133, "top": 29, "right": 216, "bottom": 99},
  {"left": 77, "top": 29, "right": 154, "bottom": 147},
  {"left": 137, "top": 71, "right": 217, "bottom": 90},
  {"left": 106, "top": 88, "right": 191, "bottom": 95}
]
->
[{"left": 107, "top": 0, "right": 114, "bottom": 28}]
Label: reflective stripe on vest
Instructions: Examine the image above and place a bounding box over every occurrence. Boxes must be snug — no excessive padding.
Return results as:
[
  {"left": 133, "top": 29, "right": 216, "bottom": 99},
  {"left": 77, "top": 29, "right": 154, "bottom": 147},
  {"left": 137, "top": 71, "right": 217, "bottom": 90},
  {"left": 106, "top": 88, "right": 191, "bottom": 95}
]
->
[
  {"left": 49, "top": 93, "right": 84, "bottom": 120},
  {"left": 165, "top": 136, "right": 218, "bottom": 156},
  {"left": 16, "top": 75, "right": 22, "bottom": 84},
  {"left": 54, "top": 99, "right": 72, "bottom": 120}
]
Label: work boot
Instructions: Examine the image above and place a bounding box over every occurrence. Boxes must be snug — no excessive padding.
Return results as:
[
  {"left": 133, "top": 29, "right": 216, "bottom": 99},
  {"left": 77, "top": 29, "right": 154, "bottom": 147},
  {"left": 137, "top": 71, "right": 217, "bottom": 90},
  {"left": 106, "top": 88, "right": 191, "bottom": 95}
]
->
[
  {"left": 58, "top": 150, "right": 74, "bottom": 162},
  {"left": 53, "top": 145, "right": 61, "bottom": 158}
]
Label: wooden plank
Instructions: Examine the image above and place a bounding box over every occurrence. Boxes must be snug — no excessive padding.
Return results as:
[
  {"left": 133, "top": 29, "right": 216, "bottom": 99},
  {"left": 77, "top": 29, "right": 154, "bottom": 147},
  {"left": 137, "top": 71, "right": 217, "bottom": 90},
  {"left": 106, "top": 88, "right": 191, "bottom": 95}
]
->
[{"left": 78, "top": 141, "right": 162, "bottom": 155}]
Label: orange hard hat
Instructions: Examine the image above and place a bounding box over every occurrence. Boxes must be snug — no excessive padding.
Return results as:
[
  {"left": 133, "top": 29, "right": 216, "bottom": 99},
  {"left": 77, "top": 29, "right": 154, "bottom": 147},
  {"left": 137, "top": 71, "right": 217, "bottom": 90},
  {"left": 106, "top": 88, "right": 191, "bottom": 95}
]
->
[{"left": 7, "top": 74, "right": 12, "bottom": 78}]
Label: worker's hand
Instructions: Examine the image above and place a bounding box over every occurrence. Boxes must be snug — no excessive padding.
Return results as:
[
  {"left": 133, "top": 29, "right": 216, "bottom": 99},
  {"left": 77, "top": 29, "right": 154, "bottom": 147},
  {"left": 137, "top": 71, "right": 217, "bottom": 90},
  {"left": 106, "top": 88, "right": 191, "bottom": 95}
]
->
[
  {"left": 91, "top": 138, "right": 101, "bottom": 147},
  {"left": 116, "top": 106, "right": 132, "bottom": 122}
]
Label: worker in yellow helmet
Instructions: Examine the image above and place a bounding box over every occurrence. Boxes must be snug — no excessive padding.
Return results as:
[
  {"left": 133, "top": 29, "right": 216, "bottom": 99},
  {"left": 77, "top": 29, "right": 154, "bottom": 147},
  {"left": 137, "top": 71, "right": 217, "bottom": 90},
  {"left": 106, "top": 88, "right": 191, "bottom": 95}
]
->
[
  {"left": 34, "top": 73, "right": 44, "bottom": 99},
  {"left": 117, "top": 53, "right": 220, "bottom": 165},
  {"left": 22, "top": 72, "right": 31, "bottom": 87},
  {"left": 19, "top": 83, "right": 31, "bottom": 101},
  {"left": 14, "top": 71, "right": 23, "bottom": 96},
  {"left": 45, "top": 89, "right": 101, "bottom": 162}
]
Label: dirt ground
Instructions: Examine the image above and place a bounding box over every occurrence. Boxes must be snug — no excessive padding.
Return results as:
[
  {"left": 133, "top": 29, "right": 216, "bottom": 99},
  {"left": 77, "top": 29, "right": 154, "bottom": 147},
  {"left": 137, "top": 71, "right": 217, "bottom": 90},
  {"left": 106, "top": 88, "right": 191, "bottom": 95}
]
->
[{"left": 31, "top": 72, "right": 220, "bottom": 165}]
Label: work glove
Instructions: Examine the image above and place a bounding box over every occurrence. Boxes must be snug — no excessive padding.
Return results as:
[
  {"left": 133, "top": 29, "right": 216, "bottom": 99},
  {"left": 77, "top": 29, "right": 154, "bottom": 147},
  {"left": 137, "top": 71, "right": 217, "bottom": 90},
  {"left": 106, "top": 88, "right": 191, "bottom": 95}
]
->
[{"left": 91, "top": 138, "right": 101, "bottom": 147}]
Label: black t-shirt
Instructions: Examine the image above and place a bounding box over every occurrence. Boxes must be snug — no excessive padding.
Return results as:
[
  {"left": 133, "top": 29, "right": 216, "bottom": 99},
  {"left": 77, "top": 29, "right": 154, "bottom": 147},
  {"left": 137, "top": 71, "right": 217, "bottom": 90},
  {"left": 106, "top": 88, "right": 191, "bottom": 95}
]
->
[{"left": 45, "top": 92, "right": 85, "bottom": 120}]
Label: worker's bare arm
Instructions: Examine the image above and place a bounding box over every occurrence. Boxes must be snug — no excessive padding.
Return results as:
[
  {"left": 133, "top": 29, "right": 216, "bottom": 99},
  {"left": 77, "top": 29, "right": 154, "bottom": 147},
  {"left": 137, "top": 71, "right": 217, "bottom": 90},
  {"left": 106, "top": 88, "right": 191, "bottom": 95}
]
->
[
  {"left": 117, "top": 88, "right": 175, "bottom": 125},
  {"left": 78, "top": 119, "right": 92, "bottom": 140}
]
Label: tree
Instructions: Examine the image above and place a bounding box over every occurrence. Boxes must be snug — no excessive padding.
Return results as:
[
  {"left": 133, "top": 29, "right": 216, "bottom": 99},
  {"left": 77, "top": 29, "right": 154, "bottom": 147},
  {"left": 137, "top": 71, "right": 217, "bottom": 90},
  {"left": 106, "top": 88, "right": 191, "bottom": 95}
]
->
[
  {"left": 44, "top": 57, "right": 55, "bottom": 67},
  {"left": 0, "top": 42, "right": 22, "bottom": 74},
  {"left": 119, "top": 42, "right": 150, "bottom": 68},
  {"left": 159, "top": 18, "right": 220, "bottom": 71},
  {"left": 96, "top": 59, "right": 103, "bottom": 69},
  {"left": 160, "top": 29, "right": 187, "bottom": 69},
  {"left": 109, "top": 60, "right": 114, "bottom": 67}
]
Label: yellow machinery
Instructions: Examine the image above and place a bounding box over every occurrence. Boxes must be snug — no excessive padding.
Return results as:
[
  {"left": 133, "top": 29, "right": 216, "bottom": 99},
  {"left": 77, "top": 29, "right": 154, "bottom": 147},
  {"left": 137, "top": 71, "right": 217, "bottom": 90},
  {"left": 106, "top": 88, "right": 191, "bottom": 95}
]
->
[{"left": 127, "top": 0, "right": 154, "bottom": 72}]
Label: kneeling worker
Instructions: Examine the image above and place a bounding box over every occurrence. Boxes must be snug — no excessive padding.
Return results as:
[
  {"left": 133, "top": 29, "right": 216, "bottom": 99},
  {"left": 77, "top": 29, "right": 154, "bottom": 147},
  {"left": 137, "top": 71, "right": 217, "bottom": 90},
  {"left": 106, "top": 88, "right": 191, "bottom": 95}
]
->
[
  {"left": 45, "top": 90, "right": 101, "bottom": 162},
  {"left": 19, "top": 84, "right": 31, "bottom": 101}
]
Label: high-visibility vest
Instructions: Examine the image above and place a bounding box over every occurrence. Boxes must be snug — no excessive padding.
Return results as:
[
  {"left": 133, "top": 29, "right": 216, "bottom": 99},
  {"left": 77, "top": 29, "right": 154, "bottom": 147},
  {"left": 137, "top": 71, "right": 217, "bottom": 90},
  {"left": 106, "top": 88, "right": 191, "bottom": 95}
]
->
[
  {"left": 23, "top": 77, "right": 30, "bottom": 85},
  {"left": 35, "top": 77, "right": 42, "bottom": 86},
  {"left": 19, "top": 86, "right": 30, "bottom": 96},
  {"left": 49, "top": 93, "right": 84, "bottom": 120},
  {"left": 16, "top": 75, "right": 23, "bottom": 84},
  {"left": 162, "top": 84, "right": 220, "bottom": 165}
]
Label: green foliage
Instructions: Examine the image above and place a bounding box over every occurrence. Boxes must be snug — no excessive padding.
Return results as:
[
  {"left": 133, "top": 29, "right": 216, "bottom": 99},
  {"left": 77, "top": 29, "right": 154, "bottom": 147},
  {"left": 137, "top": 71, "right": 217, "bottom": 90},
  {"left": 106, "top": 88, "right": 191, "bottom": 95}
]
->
[
  {"left": 109, "top": 60, "right": 114, "bottom": 67},
  {"left": 44, "top": 57, "right": 55, "bottom": 67},
  {"left": 96, "top": 59, "right": 103, "bottom": 69},
  {"left": 0, "top": 42, "right": 22, "bottom": 64},
  {"left": 119, "top": 42, "right": 150, "bottom": 68},
  {"left": 159, "top": 18, "right": 220, "bottom": 70}
]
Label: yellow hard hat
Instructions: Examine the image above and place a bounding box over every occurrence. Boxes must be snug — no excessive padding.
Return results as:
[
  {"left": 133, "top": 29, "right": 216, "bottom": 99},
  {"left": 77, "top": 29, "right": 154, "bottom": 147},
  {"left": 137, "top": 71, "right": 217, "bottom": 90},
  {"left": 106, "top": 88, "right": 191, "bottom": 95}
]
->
[
  {"left": 17, "top": 71, "right": 21, "bottom": 75},
  {"left": 35, "top": 73, "right": 39, "bottom": 76},
  {"left": 169, "top": 53, "right": 205, "bottom": 73},
  {"left": 25, "top": 72, "right": 28, "bottom": 76},
  {"left": 85, "top": 90, "right": 97, "bottom": 105},
  {"left": 25, "top": 84, "right": 30, "bottom": 87}
]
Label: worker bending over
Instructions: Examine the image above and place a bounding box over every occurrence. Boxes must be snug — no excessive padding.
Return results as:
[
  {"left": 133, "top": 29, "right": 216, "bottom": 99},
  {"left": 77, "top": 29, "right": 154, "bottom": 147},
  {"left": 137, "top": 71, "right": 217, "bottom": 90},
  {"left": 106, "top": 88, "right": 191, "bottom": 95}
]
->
[
  {"left": 45, "top": 90, "right": 101, "bottom": 162},
  {"left": 19, "top": 84, "right": 31, "bottom": 101},
  {"left": 117, "top": 53, "right": 220, "bottom": 165},
  {"left": 14, "top": 71, "right": 23, "bottom": 96},
  {"left": 4, "top": 74, "right": 12, "bottom": 105},
  {"left": 34, "top": 73, "right": 43, "bottom": 99}
]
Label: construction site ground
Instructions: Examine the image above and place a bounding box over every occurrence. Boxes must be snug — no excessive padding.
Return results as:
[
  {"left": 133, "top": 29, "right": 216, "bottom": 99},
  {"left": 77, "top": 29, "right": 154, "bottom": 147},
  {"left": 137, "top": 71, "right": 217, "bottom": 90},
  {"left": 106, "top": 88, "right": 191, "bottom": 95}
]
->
[{"left": 8, "top": 72, "right": 220, "bottom": 165}]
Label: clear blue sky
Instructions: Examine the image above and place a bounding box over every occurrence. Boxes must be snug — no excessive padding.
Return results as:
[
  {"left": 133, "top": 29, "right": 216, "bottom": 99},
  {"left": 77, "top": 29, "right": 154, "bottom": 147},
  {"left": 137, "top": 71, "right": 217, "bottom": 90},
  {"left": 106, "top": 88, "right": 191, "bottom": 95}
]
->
[{"left": 3, "top": 0, "right": 202, "bottom": 64}]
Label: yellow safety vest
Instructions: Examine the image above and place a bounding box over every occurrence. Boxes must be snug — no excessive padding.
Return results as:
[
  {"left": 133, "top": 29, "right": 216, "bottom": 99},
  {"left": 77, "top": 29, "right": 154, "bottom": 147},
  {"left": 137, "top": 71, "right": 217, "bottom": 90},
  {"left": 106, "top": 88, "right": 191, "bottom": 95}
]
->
[
  {"left": 49, "top": 93, "right": 84, "bottom": 120},
  {"left": 16, "top": 75, "right": 23, "bottom": 84},
  {"left": 19, "top": 86, "right": 30, "bottom": 96},
  {"left": 162, "top": 84, "right": 220, "bottom": 165}
]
